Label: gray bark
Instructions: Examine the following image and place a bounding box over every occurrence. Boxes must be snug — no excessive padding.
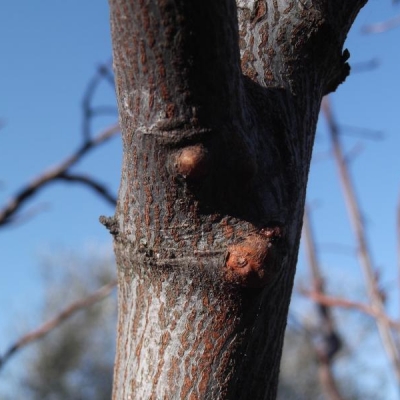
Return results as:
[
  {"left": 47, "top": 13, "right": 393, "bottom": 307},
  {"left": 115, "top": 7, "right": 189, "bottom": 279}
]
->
[{"left": 106, "top": 1, "right": 368, "bottom": 398}]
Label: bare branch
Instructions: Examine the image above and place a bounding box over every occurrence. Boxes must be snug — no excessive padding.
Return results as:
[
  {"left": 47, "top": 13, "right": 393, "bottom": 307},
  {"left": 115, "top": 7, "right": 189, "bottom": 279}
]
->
[
  {"left": 0, "top": 280, "right": 117, "bottom": 370},
  {"left": 4, "top": 203, "right": 51, "bottom": 227},
  {"left": 344, "top": 142, "right": 364, "bottom": 164},
  {"left": 57, "top": 173, "right": 117, "bottom": 206},
  {"left": 0, "top": 124, "right": 119, "bottom": 227},
  {"left": 90, "top": 105, "right": 119, "bottom": 117},
  {"left": 82, "top": 62, "right": 116, "bottom": 141},
  {"left": 237, "top": 0, "right": 368, "bottom": 95},
  {"left": 340, "top": 124, "right": 384, "bottom": 141},
  {"left": 322, "top": 96, "right": 400, "bottom": 384},
  {"left": 303, "top": 206, "right": 345, "bottom": 400},
  {"left": 302, "top": 290, "right": 400, "bottom": 330},
  {"left": 97, "top": 60, "right": 115, "bottom": 87}
]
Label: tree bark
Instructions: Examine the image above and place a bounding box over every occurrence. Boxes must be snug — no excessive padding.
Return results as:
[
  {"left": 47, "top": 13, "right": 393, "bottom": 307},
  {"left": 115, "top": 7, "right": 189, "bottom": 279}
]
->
[{"left": 106, "top": 1, "right": 367, "bottom": 398}]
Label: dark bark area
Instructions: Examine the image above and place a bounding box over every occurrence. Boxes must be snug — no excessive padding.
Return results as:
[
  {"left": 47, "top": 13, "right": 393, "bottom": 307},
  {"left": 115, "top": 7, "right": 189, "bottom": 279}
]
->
[{"left": 107, "top": 0, "right": 367, "bottom": 398}]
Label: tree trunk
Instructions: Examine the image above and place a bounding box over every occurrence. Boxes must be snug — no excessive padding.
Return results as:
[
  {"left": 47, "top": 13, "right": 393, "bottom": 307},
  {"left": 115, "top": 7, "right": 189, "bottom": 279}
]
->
[{"left": 106, "top": 1, "right": 367, "bottom": 398}]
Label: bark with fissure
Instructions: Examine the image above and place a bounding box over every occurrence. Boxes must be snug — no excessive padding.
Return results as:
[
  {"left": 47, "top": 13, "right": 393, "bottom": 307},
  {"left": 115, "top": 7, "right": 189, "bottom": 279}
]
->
[{"left": 107, "top": 1, "right": 367, "bottom": 398}]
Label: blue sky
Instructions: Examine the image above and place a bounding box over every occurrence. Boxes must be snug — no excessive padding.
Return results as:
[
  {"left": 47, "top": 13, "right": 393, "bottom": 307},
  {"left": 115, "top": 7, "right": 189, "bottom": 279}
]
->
[
  {"left": 0, "top": 0, "right": 399, "bottom": 396},
  {"left": 0, "top": 1, "right": 119, "bottom": 351}
]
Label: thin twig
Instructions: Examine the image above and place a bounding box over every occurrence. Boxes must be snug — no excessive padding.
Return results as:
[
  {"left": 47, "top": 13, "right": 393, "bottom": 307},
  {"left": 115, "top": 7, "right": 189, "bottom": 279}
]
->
[
  {"left": 302, "top": 290, "right": 400, "bottom": 330},
  {"left": 322, "top": 96, "right": 400, "bottom": 384},
  {"left": 97, "top": 60, "right": 116, "bottom": 87},
  {"left": 90, "top": 106, "right": 119, "bottom": 117},
  {"left": 0, "top": 123, "right": 119, "bottom": 227},
  {"left": 351, "top": 58, "right": 380, "bottom": 73},
  {"left": 82, "top": 62, "right": 116, "bottom": 141},
  {"left": 339, "top": 124, "right": 384, "bottom": 141},
  {"left": 0, "top": 280, "right": 117, "bottom": 370},
  {"left": 343, "top": 142, "right": 364, "bottom": 164},
  {"left": 57, "top": 173, "right": 117, "bottom": 206},
  {"left": 4, "top": 203, "right": 51, "bottom": 227}
]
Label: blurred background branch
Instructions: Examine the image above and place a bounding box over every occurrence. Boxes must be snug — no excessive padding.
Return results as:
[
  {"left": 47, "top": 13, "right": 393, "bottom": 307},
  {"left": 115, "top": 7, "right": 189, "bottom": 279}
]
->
[
  {"left": 0, "top": 63, "right": 119, "bottom": 228},
  {"left": 0, "top": 279, "right": 117, "bottom": 371}
]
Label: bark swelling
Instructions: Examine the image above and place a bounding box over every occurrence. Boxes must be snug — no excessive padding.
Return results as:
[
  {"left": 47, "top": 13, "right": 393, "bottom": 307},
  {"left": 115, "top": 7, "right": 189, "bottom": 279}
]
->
[{"left": 107, "top": 1, "right": 367, "bottom": 398}]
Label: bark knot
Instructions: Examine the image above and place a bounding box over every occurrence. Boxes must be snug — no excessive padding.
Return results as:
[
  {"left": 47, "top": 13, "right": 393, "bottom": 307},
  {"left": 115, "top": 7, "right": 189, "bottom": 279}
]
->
[
  {"left": 174, "top": 144, "right": 209, "bottom": 180},
  {"left": 224, "top": 226, "right": 283, "bottom": 288}
]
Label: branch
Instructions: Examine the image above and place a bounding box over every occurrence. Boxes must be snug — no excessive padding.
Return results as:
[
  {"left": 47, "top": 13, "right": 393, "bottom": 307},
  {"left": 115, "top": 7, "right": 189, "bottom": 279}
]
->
[
  {"left": 3, "top": 203, "right": 51, "bottom": 227},
  {"left": 0, "top": 123, "right": 119, "bottom": 227},
  {"left": 90, "top": 105, "right": 119, "bottom": 117},
  {"left": 237, "top": 0, "right": 367, "bottom": 95},
  {"left": 340, "top": 124, "right": 384, "bottom": 141},
  {"left": 57, "top": 173, "right": 117, "bottom": 206},
  {"left": 322, "top": 96, "right": 400, "bottom": 384},
  {"left": 302, "top": 290, "right": 400, "bottom": 330},
  {"left": 303, "top": 206, "right": 345, "bottom": 400},
  {"left": 82, "top": 62, "right": 116, "bottom": 141},
  {"left": 0, "top": 279, "right": 117, "bottom": 370},
  {"left": 110, "top": 0, "right": 242, "bottom": 127}
]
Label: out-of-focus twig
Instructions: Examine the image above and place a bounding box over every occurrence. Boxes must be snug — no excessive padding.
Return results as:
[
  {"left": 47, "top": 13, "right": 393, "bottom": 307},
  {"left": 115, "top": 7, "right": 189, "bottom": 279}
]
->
[
  {"left": 0, "top": 279, "right": 117, "bottom": 370},
  {"left": 302, "top": 290, "right": 400, "bottom": 330},
  {"left": 362, "top": 14, "right": 400, "bottom": 34},
  {"left": 322, "top": 96, "right": 400, "bottom": 385},
  {"left": 82, "top": 62, "right": 115, "bottom": 142},
  {"left": 303, "top": 206, "right": 344, "bottom": 400},
  {"left": 5, "top": 203, "right": 51, "bottom": 227},
  {"left": 57, "top": 173, "right": 117, "bottom": 206},
  {"left": 351, "top": 58, "right": 380, "bottom": 74},
  {"left": 0, "top": 124, "right": 119, "bottom": 227},
  {"left": 0, "top": 61, "right": 119, "bottom": 227},
  {"left": 339, "top": 124, "right": 384, "bottom": 141}
]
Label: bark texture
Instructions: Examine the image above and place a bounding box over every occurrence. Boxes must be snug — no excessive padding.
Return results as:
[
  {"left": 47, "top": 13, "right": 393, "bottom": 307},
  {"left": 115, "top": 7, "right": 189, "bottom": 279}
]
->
[{"left": 107, "top": 1, "right": 367, "bottom": 398}]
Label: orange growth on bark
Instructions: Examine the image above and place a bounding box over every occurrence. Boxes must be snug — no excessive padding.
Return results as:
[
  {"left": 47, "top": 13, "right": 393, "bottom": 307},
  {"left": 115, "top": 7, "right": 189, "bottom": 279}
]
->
[
  {"left": 174, "top": 145, "right": 209, "bottom": 180},
  {"left": 225, "top": 227, "right": 282, "bottom": 288}
]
